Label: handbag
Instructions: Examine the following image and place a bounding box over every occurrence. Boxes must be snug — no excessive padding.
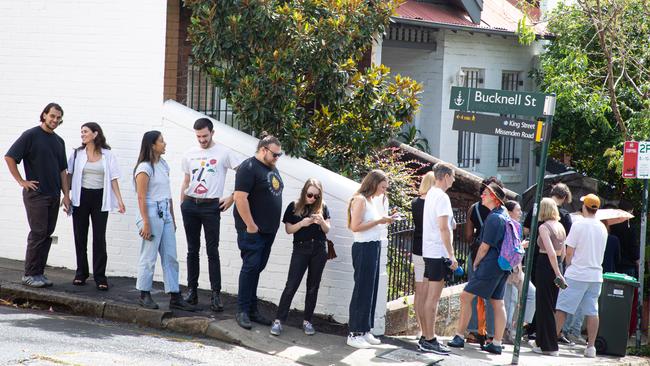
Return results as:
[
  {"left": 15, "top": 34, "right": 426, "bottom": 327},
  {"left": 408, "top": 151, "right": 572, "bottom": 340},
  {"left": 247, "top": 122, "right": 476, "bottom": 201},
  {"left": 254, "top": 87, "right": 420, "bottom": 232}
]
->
[{"left": 326, "top": 239, "right": 337, "bottom": 260}]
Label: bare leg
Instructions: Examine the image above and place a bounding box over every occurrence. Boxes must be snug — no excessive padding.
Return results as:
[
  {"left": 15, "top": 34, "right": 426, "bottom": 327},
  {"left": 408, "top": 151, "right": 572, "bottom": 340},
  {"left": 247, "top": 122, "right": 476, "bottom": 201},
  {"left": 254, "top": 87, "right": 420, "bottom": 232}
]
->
[
  {"left": 490, "top": 298, "right": 506, "bottom": 343},
  {"left": 555, "top": 310, "right": 567, "bottom": 337},
  {"left": 414, "top": 281, "right": 428, "bottom": 336},
  {"left": 585, "top": 315, "right": 599, "bottom": 347},
  {"left": 456, "top": 291, "right": 476, "bottom": 336},
  {"left": 422, "top": 280, "right": 445, "bottom": 339}
]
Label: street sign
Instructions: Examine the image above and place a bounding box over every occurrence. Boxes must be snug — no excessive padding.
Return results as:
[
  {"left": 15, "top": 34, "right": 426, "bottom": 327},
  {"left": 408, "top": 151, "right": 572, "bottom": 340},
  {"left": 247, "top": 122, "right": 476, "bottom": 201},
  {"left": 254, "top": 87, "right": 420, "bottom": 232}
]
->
[
  {"left": 638, "top": 141, "right": 650, "bottom": 179},
  {"left": 452, "top": 111, "right": 544, "bottom": 142},
  {"left": 623, "top": 141, "right": 639, "bottom": 178},
  {"left": 449, "top": 86, "right": 554, "bottom": 116}
]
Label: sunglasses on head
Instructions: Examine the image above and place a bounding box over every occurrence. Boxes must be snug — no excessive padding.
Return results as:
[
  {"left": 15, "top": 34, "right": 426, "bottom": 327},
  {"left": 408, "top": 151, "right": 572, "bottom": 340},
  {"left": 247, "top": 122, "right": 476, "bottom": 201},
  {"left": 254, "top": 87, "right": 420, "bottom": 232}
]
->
[
  {"left": 264, "top": 146, "right": 283, "bottom": 158},
  {"left": 306, "top": 193, "right": 320, "bottom": 199}
]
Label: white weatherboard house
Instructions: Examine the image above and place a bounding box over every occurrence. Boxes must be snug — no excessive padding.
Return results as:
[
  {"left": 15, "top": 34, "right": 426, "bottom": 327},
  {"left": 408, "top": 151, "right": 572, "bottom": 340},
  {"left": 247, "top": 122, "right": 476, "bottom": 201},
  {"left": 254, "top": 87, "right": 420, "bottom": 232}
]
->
[
  {"left": 381, "top": 0, "right": 550, "bottom": 194},
  {"left": 0, "top": 0, "right": 393, "bottom": 333}
]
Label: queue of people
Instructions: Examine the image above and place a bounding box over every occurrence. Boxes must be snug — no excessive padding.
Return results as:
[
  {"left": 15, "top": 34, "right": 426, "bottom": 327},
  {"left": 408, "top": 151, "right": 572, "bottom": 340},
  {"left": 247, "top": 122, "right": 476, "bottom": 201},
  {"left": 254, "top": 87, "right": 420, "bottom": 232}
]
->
[{"left": 4, "top": 103, "right": 631, "bottom": 357}]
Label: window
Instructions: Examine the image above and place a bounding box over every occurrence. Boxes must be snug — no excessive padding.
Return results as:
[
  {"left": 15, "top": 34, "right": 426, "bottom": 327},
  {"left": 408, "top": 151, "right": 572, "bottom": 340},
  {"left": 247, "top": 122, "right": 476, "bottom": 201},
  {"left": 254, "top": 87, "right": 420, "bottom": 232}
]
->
[
  {"left": 498, "top": 71, "right": 522, "bottom": 168},
  {"left": 457, "top": 68, "right": 483, "bottom": 168}
]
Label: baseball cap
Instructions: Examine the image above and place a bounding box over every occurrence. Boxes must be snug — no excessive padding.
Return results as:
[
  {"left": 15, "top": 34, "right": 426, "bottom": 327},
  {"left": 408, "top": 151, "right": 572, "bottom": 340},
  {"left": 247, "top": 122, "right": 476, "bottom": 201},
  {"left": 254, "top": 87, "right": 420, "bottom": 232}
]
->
[{"left": 580, "top": 193, "right": 601, "bottom": 209}]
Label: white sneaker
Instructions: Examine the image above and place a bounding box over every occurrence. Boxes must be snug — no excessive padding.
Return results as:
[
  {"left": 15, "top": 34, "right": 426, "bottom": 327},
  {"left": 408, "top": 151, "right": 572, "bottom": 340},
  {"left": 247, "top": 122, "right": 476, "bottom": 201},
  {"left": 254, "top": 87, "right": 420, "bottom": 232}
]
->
[
  {"left": 347, "top": 335, "right": 371, "bottom": 349},
  {"left": 584, "top": 346, "right": 596, "bottom": 358},
  {"left": 533, "top": 347, "right": 559, "bottom": 356},
  {"left": 363, "top": 332, "right": 381, "bottom": 345}
]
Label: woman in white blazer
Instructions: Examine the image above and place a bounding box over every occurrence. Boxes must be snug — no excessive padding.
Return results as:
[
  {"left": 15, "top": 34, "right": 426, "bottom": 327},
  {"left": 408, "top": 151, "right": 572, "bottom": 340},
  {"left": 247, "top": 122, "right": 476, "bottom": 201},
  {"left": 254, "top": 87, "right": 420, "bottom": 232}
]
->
[{"left": 67, "top": 122, "right": 125, "bottom": 290}]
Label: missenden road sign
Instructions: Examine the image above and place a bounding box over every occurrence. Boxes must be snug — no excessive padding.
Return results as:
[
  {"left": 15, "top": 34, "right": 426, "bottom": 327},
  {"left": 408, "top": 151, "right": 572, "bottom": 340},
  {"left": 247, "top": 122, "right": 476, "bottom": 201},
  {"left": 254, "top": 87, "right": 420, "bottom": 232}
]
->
[
  {"left": 449, "top": 86, "right": 554, "bottom": 116},
  {"left": 453, "top": 111, "right": 545, "bottom": 142}
]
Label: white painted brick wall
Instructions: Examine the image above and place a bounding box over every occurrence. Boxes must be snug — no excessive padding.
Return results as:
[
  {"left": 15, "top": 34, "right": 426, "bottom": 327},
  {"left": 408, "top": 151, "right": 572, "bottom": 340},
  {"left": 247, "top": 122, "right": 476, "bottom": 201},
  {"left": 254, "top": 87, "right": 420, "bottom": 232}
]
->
[{"left": 0, "top": 0, "right": 391, "bottom": 332}]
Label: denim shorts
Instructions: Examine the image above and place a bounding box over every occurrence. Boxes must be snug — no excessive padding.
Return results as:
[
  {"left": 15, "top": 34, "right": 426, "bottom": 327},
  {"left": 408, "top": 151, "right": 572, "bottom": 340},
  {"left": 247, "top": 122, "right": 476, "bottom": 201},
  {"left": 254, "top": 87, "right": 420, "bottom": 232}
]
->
[{"left": 555, "top": 278, "right": 601, "bottom": 316}]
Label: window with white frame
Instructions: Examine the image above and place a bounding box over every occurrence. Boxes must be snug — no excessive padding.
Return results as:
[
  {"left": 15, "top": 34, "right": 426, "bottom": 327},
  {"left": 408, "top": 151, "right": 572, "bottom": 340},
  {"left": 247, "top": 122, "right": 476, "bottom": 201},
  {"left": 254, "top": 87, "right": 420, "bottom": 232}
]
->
[{"left": 457, "top": 68, "right": 483, "bottom": 168}]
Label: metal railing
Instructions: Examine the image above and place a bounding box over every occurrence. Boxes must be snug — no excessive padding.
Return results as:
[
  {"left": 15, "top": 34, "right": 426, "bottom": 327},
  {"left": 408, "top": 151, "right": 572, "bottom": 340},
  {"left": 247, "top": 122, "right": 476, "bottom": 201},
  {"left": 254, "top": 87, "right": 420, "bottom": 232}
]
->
[
  {"left": 386, "top": 208, "right": 472, "bottom": 301},
  {"left": 186, "top": 61, "right": 240, "bottom": 129}
]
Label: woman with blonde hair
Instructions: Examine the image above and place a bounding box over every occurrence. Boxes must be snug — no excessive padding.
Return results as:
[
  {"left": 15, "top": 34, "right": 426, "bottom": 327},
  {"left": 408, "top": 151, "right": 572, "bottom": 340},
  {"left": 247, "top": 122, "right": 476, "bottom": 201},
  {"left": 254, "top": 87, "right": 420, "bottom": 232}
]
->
[
  {"left": 271, "top": 178, "right": 331, "bottom": 336},
  {"left": 411, "top": 172, "right": 436, "bottom": 340},
  {"left": 346, "top": 169, "right": 397, "bottom": 348},
  {"left": 533, "top": 197, "right": 567, "bottom": 356}
]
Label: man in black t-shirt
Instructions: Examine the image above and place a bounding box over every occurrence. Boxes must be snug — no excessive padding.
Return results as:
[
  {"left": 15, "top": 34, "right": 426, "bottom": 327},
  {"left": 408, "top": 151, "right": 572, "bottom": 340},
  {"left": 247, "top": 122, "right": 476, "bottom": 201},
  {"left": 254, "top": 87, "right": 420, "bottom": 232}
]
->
[
  {"left": 5, "top": 103, "right": 70, "bottom": 288},
  {"left": 233, "top": 134, "right": 284, "bottom": 330}
]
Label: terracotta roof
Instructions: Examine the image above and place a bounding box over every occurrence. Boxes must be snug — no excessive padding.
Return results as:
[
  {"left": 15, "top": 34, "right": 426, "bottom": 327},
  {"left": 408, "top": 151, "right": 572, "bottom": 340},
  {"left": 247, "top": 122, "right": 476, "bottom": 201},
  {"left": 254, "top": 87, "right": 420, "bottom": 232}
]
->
[{"left": 394, "top": 0, "right": 548, "bottom": 36}]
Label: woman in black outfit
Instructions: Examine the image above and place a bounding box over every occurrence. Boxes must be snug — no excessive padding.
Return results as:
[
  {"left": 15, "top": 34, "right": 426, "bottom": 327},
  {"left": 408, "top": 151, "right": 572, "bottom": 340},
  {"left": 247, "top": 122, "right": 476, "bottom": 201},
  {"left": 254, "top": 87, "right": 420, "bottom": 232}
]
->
[{"left": 271, "top": 178, "right": 331, "bottom": 336}]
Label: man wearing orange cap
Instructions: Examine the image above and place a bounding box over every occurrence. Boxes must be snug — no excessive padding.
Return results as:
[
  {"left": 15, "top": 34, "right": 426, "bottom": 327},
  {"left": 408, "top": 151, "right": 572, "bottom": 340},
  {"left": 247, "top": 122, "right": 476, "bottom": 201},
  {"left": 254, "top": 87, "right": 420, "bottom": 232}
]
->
[{"left": 554, "top": 193, "right": 608, "bottom": 358}]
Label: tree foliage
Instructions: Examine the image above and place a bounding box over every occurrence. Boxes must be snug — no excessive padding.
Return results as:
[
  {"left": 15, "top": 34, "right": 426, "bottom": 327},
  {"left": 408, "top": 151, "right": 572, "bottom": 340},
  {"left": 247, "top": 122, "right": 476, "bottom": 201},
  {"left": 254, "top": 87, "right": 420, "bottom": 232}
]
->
[
  {"left": 185, "top": 0, "right": 422, "bottom": 174},
  {"left": 535, "top": 0, "right": 650, "bottom": 198}
]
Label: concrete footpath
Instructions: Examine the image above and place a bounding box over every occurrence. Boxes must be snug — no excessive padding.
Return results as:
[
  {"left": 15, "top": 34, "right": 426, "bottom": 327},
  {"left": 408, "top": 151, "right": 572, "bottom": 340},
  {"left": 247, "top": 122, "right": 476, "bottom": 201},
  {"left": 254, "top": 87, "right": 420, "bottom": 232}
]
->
[{"left": 0, "top": 257, "right": 647, "bottom": 366}]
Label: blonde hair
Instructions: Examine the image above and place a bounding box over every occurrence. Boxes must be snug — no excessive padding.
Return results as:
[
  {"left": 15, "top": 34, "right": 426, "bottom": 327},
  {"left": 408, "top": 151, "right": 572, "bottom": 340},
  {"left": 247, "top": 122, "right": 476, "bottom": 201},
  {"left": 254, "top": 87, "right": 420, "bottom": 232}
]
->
[
  {"left": 418, "top": 172, "right": 436, "bottom": 195},
  {"left": 538, "top": 197, "right": 560, "bottom": 221},
  {"left": 347, "top": 170, "right": 388, "bottom": 228}
]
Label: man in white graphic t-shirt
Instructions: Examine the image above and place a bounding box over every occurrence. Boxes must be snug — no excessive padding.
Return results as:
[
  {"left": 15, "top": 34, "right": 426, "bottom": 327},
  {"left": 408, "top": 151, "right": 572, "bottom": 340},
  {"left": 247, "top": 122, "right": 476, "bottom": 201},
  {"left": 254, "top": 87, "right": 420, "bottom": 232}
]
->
[
  {"left": 418, "top": 162, "right": 457, "bottom": 355},
  {"left": 554, "top": 193, "right": 607, "bottom": 358},
  {"left": 180, "top": 118, "right": 244, "bottom": 311}
]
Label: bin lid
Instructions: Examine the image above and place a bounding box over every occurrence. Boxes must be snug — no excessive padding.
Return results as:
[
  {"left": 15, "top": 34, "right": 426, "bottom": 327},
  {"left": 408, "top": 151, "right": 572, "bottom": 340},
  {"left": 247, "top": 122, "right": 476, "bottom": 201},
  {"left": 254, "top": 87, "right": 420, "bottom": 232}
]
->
[{"left": 603, "top": 272, "right": 640, "bottom": 286}]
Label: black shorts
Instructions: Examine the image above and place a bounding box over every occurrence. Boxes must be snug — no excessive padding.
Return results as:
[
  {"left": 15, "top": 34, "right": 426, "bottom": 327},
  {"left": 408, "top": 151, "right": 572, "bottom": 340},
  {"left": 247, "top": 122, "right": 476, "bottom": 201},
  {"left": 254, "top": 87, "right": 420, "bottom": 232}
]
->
[{"left": 424, "top": 257, "right": 450, "bottom": 281}]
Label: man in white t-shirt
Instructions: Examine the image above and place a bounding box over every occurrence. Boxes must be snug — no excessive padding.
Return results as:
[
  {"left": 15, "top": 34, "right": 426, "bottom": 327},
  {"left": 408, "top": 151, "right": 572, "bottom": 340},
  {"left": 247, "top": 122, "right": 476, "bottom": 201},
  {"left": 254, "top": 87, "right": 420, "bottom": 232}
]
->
[
  {"left": 418, "top": 162, "right": 457, "bottom": 355},
  {"left": 554, "top": 193, "right": 607, "bottom": 358},
  {"left": 180, "top": 118, "right": 244, "bottom": 311}
]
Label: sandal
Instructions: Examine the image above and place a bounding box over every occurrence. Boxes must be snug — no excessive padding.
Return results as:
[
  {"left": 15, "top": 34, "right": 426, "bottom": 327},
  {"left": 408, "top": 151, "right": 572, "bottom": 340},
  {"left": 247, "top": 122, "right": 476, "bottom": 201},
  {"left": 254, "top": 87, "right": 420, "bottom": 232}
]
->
[
  {"left": 96, "top": 282, "right": 109, "bottom": 291},
  {"left": 72, "top": 278, "right": 86, "bottom": 286}
]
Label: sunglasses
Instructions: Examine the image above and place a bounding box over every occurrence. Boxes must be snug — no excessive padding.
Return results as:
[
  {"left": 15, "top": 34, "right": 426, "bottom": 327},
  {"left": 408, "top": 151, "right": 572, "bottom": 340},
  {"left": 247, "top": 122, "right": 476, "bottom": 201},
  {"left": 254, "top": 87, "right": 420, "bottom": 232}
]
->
[
  {"left": 306, "top": 193, "right": 320, "bottom": 199},
  {"left": 264, "top": 147, "right": 283, "bottom": 158}
]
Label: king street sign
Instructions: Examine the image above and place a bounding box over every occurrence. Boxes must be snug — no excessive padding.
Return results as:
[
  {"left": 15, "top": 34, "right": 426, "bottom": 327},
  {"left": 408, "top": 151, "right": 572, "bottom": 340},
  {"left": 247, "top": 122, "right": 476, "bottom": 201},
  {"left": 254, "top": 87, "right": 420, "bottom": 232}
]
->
[
  {"left": 453, "top": 111, "right": 545, "bottom": 142},
  {"left": 449, "top": 86, "right": 555, "bottom": 116}
]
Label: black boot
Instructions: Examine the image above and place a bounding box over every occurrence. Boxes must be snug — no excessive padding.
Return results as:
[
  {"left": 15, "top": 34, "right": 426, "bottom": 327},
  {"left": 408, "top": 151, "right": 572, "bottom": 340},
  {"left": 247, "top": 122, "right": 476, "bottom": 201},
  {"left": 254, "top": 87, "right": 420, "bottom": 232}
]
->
[
  {"left": 170, "top": 292, "right": 198, "bottom": 312},
  {"left": 183, "top": 287, "right": 198, "bottom": 305},
  {"left": 138, "top": 291, "right": 159, "bottom": 309},
  {"left": 210, "top": 290, "right": 224, "bottom": 312}
]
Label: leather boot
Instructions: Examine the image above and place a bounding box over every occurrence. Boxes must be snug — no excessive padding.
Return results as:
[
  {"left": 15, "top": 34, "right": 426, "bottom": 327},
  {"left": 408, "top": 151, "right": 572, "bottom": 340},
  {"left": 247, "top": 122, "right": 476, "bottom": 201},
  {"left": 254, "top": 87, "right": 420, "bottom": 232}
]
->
[
  {"left": 210, "top": 290, "right": 224, "bottom": 312},
  {"left": 138, "top": 291, "right": 159, "bottom": 309},
  {"left": 183, "top": 287, "right": 198, "bottom": 305},
  {"left": 170, "top": 292, "right": 198, "bottom": 312}
]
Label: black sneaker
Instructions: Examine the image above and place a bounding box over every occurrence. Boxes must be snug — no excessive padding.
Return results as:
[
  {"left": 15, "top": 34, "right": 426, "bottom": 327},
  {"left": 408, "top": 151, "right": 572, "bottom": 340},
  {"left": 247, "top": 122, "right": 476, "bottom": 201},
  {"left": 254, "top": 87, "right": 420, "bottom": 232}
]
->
[
  {"left": 210, "top": 291, "right": 224, "bottom": 312},
  {"left": 481, "top": 342, "right": 502, "bottom": 355},
  {"left": 418, "top": 338, "right": 450, "bottom": 355},
  {"left": 557, "top": 335, "right": 575, "bottom": 346},
  {"left": 447, "top": 335, "right": 465, "bottom": 348},
  {"left": 236, "top": 312, "right": 252, "bottom": 330},
  {"left": 249, "top": 311, "right": 272, "bottom": 326}
]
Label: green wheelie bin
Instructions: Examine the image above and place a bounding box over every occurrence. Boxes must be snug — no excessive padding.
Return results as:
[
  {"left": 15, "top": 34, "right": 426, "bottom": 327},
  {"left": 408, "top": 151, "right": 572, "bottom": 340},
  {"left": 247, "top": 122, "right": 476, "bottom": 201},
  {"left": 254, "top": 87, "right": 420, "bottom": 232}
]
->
[{"left": 595, "top": 272, "right": 640, "bottom": 356}]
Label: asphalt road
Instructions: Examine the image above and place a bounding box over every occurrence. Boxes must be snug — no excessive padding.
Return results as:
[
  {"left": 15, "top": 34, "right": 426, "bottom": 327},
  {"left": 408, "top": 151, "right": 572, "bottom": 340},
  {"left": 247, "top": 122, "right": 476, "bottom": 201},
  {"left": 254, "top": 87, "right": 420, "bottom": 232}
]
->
[{"left": 0, "top": 305, "right": 299, "bottom": 366}]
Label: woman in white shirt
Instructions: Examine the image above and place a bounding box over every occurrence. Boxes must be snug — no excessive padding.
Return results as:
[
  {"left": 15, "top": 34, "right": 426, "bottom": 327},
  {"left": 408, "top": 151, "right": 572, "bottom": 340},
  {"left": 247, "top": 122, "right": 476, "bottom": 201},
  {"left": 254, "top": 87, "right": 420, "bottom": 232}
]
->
[
  {"left": 68, "top": 122, "right": 125, "bottom": 290},
  {"left": 346, "top": 169, "right": 396, "bottom": 349}
]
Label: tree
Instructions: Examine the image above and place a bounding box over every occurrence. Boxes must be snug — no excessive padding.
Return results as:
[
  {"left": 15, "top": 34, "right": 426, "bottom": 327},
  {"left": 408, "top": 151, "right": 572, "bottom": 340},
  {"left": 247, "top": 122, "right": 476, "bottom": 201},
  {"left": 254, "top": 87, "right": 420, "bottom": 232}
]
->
[
  {"left": 185, "top": 0, "right": 422, "bottom": 174},
  {"left": 535, "top": 0, "right": 650, "bottom": 197}
]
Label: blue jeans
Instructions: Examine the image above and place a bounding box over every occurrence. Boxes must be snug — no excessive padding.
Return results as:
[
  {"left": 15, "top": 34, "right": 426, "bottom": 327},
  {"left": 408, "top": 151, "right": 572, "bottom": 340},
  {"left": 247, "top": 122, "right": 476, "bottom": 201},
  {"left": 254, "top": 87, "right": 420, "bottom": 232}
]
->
[
  {"left": 562, "top": 302, "right": 585, "bottom": 336},
  {"left": 504, "top": 281, "right": 536, "bottom": 333},
  {"left": 348, "top": 241, "right": 381, "bottom": 333},
  {"left": 237, "top": 231, "right": 276, "bottom": 314},
  {"left": 136, "top": 200, "right": 180, "bottom": 293}
]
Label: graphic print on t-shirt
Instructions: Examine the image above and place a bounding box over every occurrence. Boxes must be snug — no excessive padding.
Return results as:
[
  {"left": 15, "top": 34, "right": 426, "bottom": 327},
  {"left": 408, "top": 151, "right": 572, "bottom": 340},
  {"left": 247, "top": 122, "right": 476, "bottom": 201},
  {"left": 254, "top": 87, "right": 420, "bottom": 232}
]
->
[
  {"left": 190, "top": 158, "right": 218, "bottom": 195},
  {"left": 267, "top": 171, "right": 283, "bottom": 196}
]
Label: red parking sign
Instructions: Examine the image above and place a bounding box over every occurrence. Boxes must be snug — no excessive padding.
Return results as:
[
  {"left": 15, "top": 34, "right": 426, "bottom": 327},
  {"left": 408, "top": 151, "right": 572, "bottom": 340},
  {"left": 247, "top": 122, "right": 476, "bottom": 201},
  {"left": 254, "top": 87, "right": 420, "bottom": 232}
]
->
[{"left": 623, "top": 141, "right": 639, "bottom": 178}]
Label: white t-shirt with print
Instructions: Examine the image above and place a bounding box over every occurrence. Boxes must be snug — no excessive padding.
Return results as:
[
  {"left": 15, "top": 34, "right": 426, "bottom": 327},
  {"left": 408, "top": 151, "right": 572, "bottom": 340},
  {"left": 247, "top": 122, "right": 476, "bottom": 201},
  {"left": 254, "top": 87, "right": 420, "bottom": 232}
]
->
[
  {"left": 181, "top": 143, "right": 244, "bottom": 199},
  {"left": 564, "top": 217, "right": 608, "bottom": 282},
  {"left": 422, "top": 186, "right": 454, "bottom": 259}
]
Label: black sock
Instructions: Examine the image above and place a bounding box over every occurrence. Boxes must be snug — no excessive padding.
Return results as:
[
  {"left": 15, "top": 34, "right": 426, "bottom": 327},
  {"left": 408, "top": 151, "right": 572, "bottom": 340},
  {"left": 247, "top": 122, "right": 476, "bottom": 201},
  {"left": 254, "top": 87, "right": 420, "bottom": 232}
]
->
[{"left": 426, "top": 338, "right": 436, "bottom": 343}]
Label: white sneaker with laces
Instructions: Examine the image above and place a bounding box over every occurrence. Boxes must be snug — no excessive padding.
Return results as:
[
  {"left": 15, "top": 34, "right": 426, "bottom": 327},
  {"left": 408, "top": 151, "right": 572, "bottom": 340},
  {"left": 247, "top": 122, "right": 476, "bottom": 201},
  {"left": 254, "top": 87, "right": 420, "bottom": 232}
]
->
[
  {"left": 347, "top": 335, "right": 371, "bottom": 349},
  {"left": 584, "top": 346, "right": 596, "bottom": 358},
  {"left": 363, "top": 332, "right": 381, "bottom": 345}
]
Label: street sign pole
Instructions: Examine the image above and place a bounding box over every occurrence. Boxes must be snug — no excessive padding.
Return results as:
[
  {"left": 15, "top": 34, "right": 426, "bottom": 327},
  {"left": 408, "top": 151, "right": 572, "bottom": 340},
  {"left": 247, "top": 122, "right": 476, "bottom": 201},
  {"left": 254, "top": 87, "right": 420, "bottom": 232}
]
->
[
  {"left": 511, "top": 113, "right": 554, "bottom": 365},
  {"left": 637, "top": 178, "right": 648, "bottom": 349}
]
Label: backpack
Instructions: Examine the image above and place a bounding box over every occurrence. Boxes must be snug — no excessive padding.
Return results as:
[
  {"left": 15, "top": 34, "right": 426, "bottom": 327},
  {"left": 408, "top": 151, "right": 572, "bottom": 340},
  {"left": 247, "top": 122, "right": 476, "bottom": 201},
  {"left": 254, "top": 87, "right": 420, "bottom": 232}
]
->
[{"left": 497, "top": 215, "right": 525, "bottom": 271}]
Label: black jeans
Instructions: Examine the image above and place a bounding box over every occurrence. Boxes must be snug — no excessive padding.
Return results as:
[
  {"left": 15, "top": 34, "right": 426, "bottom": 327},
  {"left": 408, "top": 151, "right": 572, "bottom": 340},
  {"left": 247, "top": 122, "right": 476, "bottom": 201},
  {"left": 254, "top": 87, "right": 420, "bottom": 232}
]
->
[
  {"left": 72, "top": 188, "right": 109, "bottom": 282},
  {"left": 348, "top": 241, "right": 381, "bottom": 333},
  {"left": 237, "top": 231, "right": 276, "bottom": 314},
  {"left": 23, "top": 190, "right": 60, "bottom": 276},
  {"left": 181, "top": 199, "right": 222, "bottom": 291},
  {"left": 276, "top": 240, "right": 328, "bottom": 323}
]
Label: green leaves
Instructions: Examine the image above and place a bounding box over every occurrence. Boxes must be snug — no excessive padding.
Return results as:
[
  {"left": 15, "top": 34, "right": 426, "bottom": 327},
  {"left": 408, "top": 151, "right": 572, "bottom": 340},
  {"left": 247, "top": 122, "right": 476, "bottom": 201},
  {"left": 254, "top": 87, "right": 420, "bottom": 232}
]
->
[{"left": 186, "top": 0, "right": 422, "bottom": 179}]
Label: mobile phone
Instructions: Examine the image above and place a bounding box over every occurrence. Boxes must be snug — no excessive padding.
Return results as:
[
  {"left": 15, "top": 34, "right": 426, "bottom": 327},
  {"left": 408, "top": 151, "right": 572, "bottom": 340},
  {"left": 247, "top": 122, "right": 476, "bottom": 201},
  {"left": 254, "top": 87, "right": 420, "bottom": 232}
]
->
[{"left": 554, "top": 276, "right": 568, "bottom": 289}]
